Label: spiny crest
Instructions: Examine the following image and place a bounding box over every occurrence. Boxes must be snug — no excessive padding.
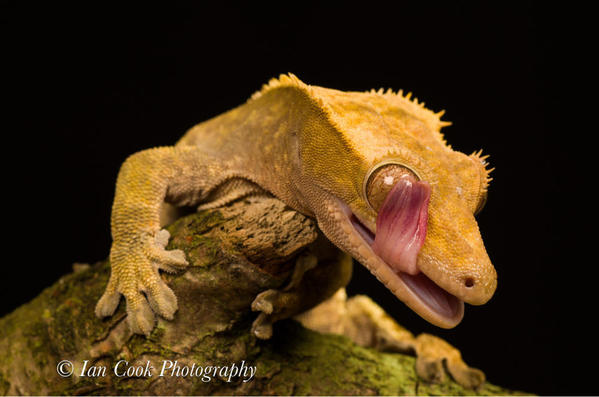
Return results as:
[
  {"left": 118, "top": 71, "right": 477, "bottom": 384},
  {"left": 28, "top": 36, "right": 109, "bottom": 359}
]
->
[
  {"left": 366, "top": 86, "right": 452, "bottom": 149},
  {"left": 250, "top": 74, "right": 452, "bottom": 147},
  {"left": 253, "top": 75, "right": 450, "bottom": 125},
  {"left": 250, "top": 73, "right": 314, "bottom": 101},
  {"left": 372, "top": 87, "right": 451, "bottom": 128},
  {"left": 470, "top": 149, "right": 494, "bottom": 191}
]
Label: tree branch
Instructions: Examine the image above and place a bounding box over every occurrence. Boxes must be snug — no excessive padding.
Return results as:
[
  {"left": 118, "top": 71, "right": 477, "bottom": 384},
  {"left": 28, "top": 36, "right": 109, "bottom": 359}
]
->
[{"left": 0, "top": 197, "right": 527, "bottom": 395}]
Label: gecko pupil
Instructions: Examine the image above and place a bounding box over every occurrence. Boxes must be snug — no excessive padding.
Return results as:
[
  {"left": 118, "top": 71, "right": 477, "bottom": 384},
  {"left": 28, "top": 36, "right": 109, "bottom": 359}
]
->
[{"left": 366, "top": 164, "right": 418, "bottom": 212}]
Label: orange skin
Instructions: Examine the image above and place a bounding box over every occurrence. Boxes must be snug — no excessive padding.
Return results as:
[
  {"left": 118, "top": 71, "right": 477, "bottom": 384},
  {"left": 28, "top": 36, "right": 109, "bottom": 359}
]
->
[{"left": 96, "top": 74, "right": 496, "bottom": 335}]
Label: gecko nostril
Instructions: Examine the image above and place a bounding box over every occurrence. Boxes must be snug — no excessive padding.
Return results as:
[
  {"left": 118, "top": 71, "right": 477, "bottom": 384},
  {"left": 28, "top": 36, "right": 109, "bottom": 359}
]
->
[{"left": 464, "top": 277, "right": 475, "bottom": 288}]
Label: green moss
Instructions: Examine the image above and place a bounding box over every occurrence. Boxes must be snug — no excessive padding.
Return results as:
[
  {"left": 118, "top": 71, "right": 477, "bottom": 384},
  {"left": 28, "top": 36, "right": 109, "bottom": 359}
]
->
[
  {"left": 246, "top": 321, "right": 527, "bottom": 396},
  {"left": 126, "top": 333, "right": 176, "bottom": 359},
  {"left": 250, "top": 321, "right": 406, "bottom": 395},
  {"left": 0, "top": 371, "right": 10, "bottom": 395},
  {"left": 0, "top": 206, "right": 529, "bottom": 395}
]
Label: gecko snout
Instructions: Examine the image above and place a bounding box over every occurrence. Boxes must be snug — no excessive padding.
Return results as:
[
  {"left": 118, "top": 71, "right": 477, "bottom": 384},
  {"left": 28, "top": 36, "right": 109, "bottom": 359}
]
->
[{"left": 454, "top": 264, "right": 497, "bottom": 306}]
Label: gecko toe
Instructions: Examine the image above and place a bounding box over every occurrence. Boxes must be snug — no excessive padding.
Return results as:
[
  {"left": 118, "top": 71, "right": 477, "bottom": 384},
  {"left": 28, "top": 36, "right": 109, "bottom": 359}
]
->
[
  {"left": 251, "top": 290, "right": 277, "bottom": 314},
  {"left": 154, "top": 229, "right": 171, "bottom": 246},
  {"left": 445, "top": 361, "right": 485, "bottom": 389},
  {"left": 159, "top": 249, "right": 188, "bottom": 269},
  {"left": 126, "top": 293, "right": 156, "bottom": 336},
  {"left": 415, "top": 355, "right": 446, "bottom": 383},
  {"left": 251, "top": 313, "right": 274, "bottom": 340},
  {"left": 95, "top": 275, "right": 121, "bottom": 318},
  {"left": 148, "top": 229, "right": 189, "bottom": 272},
  {"left": 146, "top": 280, "right": 178, "bottom": 320}
]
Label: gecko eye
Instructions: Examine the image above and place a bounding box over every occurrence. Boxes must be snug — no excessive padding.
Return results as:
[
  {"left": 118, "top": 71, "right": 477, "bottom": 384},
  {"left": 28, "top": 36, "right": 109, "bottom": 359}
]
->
[
  {"left": 365, "top": 163, "right": 419, "bottom": 212},
  {"left": 474, "top": 190, "right": 488, "bottom": 216},
  {"left": 470, "top": 151, "right": 492, "bottom": 216}
]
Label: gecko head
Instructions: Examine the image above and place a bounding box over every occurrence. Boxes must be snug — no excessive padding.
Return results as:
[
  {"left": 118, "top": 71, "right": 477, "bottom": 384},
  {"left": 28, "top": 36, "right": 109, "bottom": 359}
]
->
[{"left": 291, "top": 81, "right": 497, "bottom": 328}]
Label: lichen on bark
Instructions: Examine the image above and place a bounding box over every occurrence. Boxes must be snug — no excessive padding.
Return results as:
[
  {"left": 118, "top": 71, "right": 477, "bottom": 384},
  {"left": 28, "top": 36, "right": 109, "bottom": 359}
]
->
[{"left": 0, "top": 197, "right": 529, "bottom": 395}]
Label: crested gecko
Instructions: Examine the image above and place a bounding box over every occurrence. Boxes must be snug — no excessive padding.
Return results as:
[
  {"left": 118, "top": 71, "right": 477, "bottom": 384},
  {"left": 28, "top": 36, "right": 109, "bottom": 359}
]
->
[{"left": 95, "top": 74, "right": 496, "bottom": 386}]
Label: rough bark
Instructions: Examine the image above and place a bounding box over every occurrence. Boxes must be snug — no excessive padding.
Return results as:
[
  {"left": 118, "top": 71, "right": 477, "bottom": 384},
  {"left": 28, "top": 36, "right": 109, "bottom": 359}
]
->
[{"left": 0, "top": 197, "right": 529, "bottom": 395}]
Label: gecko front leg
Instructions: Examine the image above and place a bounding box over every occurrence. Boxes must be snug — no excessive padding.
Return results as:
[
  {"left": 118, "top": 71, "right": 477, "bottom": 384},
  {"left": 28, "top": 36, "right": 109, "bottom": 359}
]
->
[{"left": 95, "top": 146, "right": 235, "bottom": 335}]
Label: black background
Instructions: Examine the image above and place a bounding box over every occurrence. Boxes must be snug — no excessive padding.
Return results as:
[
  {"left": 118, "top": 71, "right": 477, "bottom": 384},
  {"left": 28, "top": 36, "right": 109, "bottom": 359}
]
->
[{"left": 2, "top": 2, "right": 591, "bottom": 395}]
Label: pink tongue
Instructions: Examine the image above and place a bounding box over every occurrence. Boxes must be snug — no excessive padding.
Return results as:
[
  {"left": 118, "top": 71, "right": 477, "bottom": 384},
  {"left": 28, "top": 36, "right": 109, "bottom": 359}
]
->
[{"left": 371, "top": 176, "right": 431, "bottom": 275}]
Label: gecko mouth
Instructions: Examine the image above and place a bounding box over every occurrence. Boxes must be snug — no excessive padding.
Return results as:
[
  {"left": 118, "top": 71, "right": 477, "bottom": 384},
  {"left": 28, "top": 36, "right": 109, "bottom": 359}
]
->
[{"left": 348, "top": 178, "right": 462, "bottom": 323}]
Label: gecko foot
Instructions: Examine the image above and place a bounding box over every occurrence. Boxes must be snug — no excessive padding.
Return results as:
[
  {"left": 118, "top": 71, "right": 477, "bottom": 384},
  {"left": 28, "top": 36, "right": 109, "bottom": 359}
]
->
[
  {"left": 414, "top": 333, "right": 485, "bottom": 389},
  {"left": 95, "top": 229, "right": 189, "bottom": 336},
  {"left": 250, "top": 252, "right": 320, "bottom": 339},
  {"left": 250, "top": 289, "right": 299, "bottom": 339},
  {"left": 297, "top": 291, "right": 485, "bottom": 389}
]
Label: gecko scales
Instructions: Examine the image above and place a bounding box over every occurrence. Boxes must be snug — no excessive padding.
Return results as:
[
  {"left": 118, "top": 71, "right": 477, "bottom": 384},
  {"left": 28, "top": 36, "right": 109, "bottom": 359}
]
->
[{"left": 95, "top": 74, "right": 496, "bottom": 358}]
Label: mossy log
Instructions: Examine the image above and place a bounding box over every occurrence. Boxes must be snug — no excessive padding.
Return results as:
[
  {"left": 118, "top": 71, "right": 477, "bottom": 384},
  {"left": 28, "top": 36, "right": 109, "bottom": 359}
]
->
[{"left": 0, "top": 197, "right": 527, "bottom": 395}]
